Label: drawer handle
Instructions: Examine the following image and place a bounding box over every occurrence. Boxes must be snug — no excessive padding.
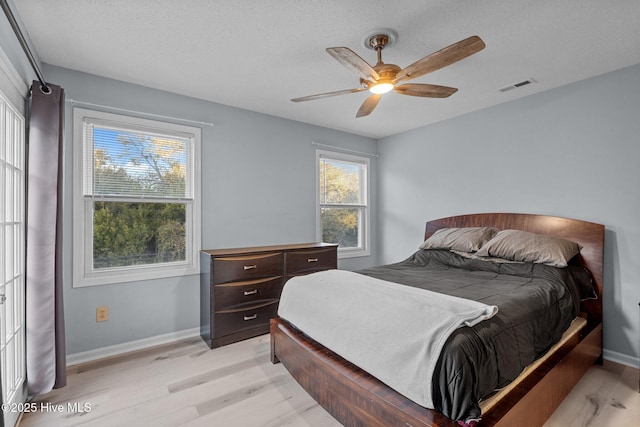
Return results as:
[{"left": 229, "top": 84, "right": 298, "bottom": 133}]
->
[
  {"left": 243, "top": 265, "right": 258, "bottom": 270},
  {"left": 307, "top": 258, "right": 318, "bottom": 263},
  {"left": 244, "top": 289, "right": 258, "bottom": 296},
  {"left": 244, "top": 314, "right": 258, "bottom": 321}
]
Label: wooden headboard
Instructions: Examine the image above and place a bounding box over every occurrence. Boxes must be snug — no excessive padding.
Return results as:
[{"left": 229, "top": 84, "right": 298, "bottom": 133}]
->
[{"left": 425, "top": 213, "right": 605, "bottom": 325}]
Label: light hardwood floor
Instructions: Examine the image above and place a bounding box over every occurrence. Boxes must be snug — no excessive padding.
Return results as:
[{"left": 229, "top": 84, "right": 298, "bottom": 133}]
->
[{"left": 18, "top": 335, "right": 640, "bottom": 427}]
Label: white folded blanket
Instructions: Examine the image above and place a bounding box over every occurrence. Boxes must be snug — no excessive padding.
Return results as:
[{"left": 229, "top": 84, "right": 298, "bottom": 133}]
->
[{"left": 278, "top": 269, "right": 498, "bottom": 408}]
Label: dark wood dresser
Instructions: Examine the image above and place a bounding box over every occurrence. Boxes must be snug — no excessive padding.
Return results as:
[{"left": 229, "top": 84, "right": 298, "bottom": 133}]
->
[{"left": 200, "top": 242, "right": 338, "bottom": 348}]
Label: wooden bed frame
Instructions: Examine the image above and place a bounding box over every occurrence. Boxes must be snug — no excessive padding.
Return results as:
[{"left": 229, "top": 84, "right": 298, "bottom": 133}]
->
[{"left": 270, "top": 213, "right": 604, "bottom": 427}]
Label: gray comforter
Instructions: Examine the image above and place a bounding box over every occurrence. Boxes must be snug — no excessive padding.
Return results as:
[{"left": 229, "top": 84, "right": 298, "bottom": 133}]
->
[{"left": 357, "top": 249, "right": 588, "bottom": 423}]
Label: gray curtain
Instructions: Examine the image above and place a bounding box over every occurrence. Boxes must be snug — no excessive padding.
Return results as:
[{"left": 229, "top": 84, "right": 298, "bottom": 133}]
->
[{"left": 25, "top": 81, "right": 66, "bottom": 394}]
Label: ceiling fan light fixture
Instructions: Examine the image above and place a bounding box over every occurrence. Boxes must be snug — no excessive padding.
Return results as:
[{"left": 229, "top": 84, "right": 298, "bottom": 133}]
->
[{"left": 369, "top": 81, "right": 394, "bottom": 94}]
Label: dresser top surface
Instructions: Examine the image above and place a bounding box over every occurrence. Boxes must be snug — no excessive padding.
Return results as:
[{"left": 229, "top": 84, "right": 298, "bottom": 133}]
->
[{"left": 202, "top": 242, "right": 338, "bottom": 257}]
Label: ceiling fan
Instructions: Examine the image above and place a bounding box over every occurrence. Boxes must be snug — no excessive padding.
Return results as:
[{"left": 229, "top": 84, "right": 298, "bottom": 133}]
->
[{"left": 291, "top": 31, "right": 485, "bottom": 118}]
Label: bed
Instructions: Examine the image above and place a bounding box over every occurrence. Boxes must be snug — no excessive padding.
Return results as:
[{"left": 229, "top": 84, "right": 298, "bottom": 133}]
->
[{"left": 270, "top": 213, "right": 604, "bottom": 427}]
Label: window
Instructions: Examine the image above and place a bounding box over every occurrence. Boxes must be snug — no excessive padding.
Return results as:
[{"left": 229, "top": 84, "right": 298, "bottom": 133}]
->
[
  {"left": 317, "top": 149, "right": 370, "bottom": 258},
  {"left": 73, "top": 108, "right": 201, "bottom": 287}
]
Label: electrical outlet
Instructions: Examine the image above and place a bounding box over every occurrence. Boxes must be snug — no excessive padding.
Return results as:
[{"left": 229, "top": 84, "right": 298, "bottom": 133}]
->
[{"left": 96, "top": 306, "right": 109, "bottom": 322}]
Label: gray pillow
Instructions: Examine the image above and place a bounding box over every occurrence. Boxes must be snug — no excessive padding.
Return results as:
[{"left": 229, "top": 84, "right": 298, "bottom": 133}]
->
[
  {"left": 475, "top": 229, "right": 582, "bottom": 267},
  {"left": 420, "top": 227, "right": 498, "bottom": 253}
]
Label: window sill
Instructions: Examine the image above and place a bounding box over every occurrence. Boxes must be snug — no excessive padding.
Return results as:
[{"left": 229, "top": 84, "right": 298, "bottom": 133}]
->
[
  {"left": 337, "top": 249, "right": 371, "bottom": 259},
  {"left": 73, "top": 263, "right": 199, "bottom": 287}
]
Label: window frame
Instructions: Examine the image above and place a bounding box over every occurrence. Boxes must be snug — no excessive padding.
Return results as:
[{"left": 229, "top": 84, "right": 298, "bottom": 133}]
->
[
  {"left": 316, "top": 149, "right": 370, "bottom": 258},
  {"left": 0, "top": 87, "right": 27, "bottom": 427},
  {"left": 72, "top": 108, "right": 201, "bottom": 287}
]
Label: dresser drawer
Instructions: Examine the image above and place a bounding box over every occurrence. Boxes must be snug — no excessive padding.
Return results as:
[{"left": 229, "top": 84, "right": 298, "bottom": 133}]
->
[
  {"left": 212, "top": 252, "right": 283, "bottom": 284},
  {"left": 213, "top": 300, "right": 279, "bottom": 338},
  {"left": 286, "top": 247, "right": 337, "bottom": 276},
  {"left": 213, "top": 277, "right": 283, "bottom": 311}
]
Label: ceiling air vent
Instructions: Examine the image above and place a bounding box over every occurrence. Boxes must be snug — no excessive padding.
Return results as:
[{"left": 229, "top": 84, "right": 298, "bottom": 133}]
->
[{"left": 499, "top": 78, "right": 537, "bottom": 93}]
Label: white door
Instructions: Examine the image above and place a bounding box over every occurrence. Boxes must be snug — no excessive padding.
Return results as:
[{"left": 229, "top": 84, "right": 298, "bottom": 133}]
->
[{"left": 0, "top": 89, "right": 27, "bottom": 427}]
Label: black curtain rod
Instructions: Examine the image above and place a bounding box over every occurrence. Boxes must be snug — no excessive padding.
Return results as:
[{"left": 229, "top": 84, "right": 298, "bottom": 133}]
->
[{"left": 1, "top": 0, "right": 50, "bottom": 93}]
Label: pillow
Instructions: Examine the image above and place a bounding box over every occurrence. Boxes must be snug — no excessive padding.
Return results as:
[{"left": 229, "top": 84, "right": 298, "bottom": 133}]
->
[
  {"left": 475, "top": 229, "right": 582, "bottom": 267},
  {"left": 420, "top": 227, "right": 498, "bottom": 253}
]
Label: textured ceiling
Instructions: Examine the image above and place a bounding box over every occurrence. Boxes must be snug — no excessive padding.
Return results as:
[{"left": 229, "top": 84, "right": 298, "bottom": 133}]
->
[{"left": 13, "top": 0, "right": 640, "bottom": 138}]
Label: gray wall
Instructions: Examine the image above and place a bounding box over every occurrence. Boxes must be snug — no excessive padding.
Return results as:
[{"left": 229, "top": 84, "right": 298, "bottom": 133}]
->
[
  {"left": 42, "top": 64, "right": 378, "bottom": 355},
  {"left": 378, "top": 63, "right": 640, "bottom": 364}
]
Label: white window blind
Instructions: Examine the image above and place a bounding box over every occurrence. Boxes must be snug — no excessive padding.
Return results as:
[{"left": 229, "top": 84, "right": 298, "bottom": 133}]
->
[
  {"left": 82, "top": 121, "right": 193, "bottom": 200},
  {"left": 319, "top": 155, "right": 366, "bottom": 206}
]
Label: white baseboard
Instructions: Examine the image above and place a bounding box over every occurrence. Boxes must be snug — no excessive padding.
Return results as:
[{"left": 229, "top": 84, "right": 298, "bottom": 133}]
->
[
  {"left": 66, "top": 328, "right": 639, "bottom": 371},
  {"left": 603, "top": 349, "right": 640, "bottom": 369},
  {"left": 66, "top": 327, "right": 201, "bottom": 366}
]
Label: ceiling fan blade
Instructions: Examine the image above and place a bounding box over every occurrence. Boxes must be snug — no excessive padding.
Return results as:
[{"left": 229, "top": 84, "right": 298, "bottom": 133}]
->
[
  {"left": 394, "top": 83, "right": 458, "bottom": 98},
  {"left": 326, "top": 47, "right": 380, "bottom": 82},
  {"left": 291, "top": 87, "right": 368, "bottom": 102},
  {"left": 394, "top": 36, "right": 485, "bottom": 83},
  {"left": 356, "top": 94, "right": 381, "bottom": 118}
]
